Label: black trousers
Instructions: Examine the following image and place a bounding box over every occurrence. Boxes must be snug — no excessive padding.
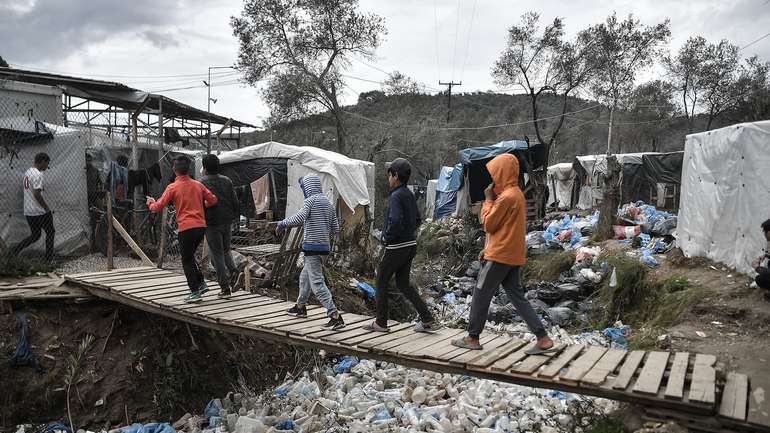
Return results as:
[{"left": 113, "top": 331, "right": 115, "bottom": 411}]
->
[
  {"left": 375, "top": 246, "right": 432, "bottom": 327},
  {"left": 757, "top": 266, "right": 770, "bottom": 290},
  {"left": 12, "top": 213, "right": 55, "bottom": 262},
  {"left": 179, "top": 227, "right": 206, "bottom": 292}
]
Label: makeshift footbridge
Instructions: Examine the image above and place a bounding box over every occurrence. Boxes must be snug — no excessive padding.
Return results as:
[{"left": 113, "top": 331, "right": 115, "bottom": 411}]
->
[{"left": 64, "top": 267, "right": 770, "bottom": 433}]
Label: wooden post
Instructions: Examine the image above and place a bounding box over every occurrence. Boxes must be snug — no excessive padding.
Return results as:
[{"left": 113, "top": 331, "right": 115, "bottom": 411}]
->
[
  {"left": 111, "top": 216, "right": 155, "bottom": 267},
  {"left": 157, "top": 207, "right": 168, "bottom": 269},
  {"left": 106, "top": 192, "right": 114, "bottom": 271}
]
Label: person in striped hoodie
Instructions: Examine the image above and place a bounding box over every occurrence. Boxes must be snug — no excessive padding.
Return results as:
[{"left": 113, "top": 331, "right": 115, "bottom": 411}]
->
[{"left": 277, "top": 174, "right": 345, "bottom": 330}]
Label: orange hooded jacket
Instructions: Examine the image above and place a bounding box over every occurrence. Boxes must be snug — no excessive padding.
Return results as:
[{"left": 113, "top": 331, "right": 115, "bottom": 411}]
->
[{"left": 480, "top": 153, "right": 526, "bottom": 266}]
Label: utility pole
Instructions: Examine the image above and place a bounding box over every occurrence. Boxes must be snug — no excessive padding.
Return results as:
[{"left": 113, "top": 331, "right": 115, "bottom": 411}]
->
[
  {"left": 438, "top": 81, "right": 461, "bottom": 123},
  {"left": 205, "top": 65, "right": 235, "bottom": 154}
]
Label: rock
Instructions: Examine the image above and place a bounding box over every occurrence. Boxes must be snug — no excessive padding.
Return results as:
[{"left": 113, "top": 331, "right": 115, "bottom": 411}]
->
[
  {"left": 547, "top": 307, "right": 574, "bottom": 326},
  {"left": 234, "top": 416, "right": 266, "bottom": 433}
]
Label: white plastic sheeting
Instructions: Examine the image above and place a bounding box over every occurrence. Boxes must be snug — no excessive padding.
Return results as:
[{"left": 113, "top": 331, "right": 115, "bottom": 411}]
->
[
  {"left": 425, "top": 179, "right": 437, "bottom": 220},
  {"left": 0, "top": 120, "right": 89, "bottom": 255},
  {"left": 219, "top": 141, "right": 375, "bottom": 215},
  {"left": 547, "top": 163, "right": 574, "bottom": 209},
  {"left": 677, "top": 121, "right": 770, "bottom": 275},
  {"left": 573, "top": 152, "right": 658, "bottom": 210}
]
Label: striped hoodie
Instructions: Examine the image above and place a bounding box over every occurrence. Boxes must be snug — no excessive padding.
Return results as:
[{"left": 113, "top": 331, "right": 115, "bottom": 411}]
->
[{"left": 278, "top": 174, "right": 340, "bottom": 254}]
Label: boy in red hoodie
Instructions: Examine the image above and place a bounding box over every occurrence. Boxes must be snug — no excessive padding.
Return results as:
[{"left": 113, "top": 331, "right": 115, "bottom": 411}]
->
[{"left": 147, "top": 156, "right": 218, "bottom": 303}]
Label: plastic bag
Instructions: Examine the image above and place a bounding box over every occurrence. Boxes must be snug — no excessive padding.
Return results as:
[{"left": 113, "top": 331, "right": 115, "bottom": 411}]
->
[
  {"left": 356, "top": 282, "right": 375, "bottom": 299},
  {"left": 334, "top": 356, "right": 359, "bottom": 374},
  {"left": 613, "top": 225, "right": 640, "bottom": 239},
  {"left": 203, "top": 399, "right": 221, "bottom": 418}
]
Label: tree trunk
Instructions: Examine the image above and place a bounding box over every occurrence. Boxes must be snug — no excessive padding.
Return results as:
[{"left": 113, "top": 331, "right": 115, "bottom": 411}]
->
[{"left": 596, "top": 155, "right": 621, "bottom": 241}]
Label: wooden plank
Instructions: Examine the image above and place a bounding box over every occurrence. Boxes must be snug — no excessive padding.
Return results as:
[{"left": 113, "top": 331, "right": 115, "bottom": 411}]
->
[
  {"left": 107, "top": 191, "right": 113, "bottom": 270},
  {"left": 126, "top": 286, "right": 190, "bottom": 300},
  {"left": 466, "top": 338, "right": 527, "bottom": 369},
  {"left": 632, "top": 352, "right": 670, "bottom": 395},
  {"left": 299, "top": 316, "right": 373, "bottom": 339},
  {"left": 284, "top": 315, "right": 371, "bottom": 336},
  {"left": 612, "top": 350, "right": 646, "bottom": 390},
  {"left": 581, "top": 349, "right": 627, "bottom": 386},
  {"left": 748, "top": 382, "right": 770, "bottom": 428},
  {"left": 213, "top": 301, "right": 295, "bottom": 321},
  {"left": 688, "top": 354, "right": 716, "bottom": 405},
  {"left": 719, "top": 372, "right": 748, "bottom": 421},
  {"left": 539, "top": 345, "right": 584, "bottom": 379},
  {"left": 65, "top": 266, "right": 155, "bottom": 279},
  {"left": 437, "top": 335, "right": 505, "bottom": 364},
  {"left": 272, "top": 315, "right": 333, "bottom": 334},
  {"left": 450, "top": 335, "right": 511, "bottom": 366},
  {"left": 331, "top": 323, "right": 413, "bottom": 347},
  {"left": 406, "top": 331, "right": 480, "bottom": 360},
  {"left": 512, "top": 345, "right": 566, "bottom": 375},
  {"left": 664, "top": 352, "right": 690, "bottom": 400},
  {"left": 489, "top": 342, "right": 536, "bottom": 372},
  {"left": 84, "top": 269, "right": 171, "bottom": 283},
  {"left": 356, "top": 325, "right": 421, "bottom": 350},
  {"left": 248, "top": 309, "right": 327, "bottom": 327},
  {"left": 376, "top": 329, "right": 451, "bottom": 354},
  {"left": 399, "top": 329, "right": 465, "bottom": 357},
  {"left": 112, "top": 215, "right": 155, "bottom": 267},
  {"left": 561, "top": 346, "right": 607, "bottom": 382},
  {"left": 109, "top": 276, "right": 189, "bottom": 288},
  {"left": 124, "top": 283, "right": 191, "bottom": 296},
  {"left": 179, "top": 296, "right": 273, "bottom": 315}
]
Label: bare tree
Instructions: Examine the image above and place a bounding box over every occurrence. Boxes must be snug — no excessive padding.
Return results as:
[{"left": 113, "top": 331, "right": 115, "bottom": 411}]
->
[
  {"left": 732, "top": 56, "right": 770, "bottom": 122},
  {"left": 586, "top": 12, "right": 670, "bottom": 153},
  {"left": 663, "top": 36, "right": 708, "bottom": 132},
  {"left": 231, "top": 0, "right": 386, "bottom": 154}
]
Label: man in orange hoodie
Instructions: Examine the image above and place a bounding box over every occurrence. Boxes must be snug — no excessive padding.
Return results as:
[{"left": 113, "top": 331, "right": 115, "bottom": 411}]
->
[
  {"left": 147, "top": 156, "right": 218, "bottom": 303},
  {"left": 452, "top": 153, "right": 556, "bottom": 354}
]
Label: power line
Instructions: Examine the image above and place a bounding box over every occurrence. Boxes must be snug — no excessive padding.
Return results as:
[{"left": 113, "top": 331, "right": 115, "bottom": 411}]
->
[
  {"left": 7, "top": 63, "right": 239, "bottom": 80},
  {"left": 740, "top": 32, "right": 770, "bottom": 51},
  {"left": 433, "top": 0, "right": 442, "bottom": 82},
  {"left": 450, "top": 0, "right": 463, "bottom": 80},
  {"left": 148, "top": 79, "right": 244, "bottom": 93},
  {"left": 459, "top": 0, "right": 478, "bottom": 82}
]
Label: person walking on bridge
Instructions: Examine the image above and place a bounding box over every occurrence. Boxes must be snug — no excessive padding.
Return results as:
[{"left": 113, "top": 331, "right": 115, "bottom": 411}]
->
[
  {"left": 279, "top": 174, "right": 345, "bottom": 330},
  {"left": 365, "top": 158, "right": 439, "bottom": 333},
  {"left": 147, "top": 156, "right": 218, "bottom": 304},
  {"left": 451, "top": 153, "right": 557, "bottom": 353}
]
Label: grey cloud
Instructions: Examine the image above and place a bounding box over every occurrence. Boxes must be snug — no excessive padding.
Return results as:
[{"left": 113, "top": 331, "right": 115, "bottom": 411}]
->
[{"left": 0, "top": 0, "right": 203, "bottom": 64}]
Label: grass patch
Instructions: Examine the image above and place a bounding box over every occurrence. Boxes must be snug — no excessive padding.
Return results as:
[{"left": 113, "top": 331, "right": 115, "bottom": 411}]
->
[
  {"left": 591, "top": 255, "right": 708, "bottom": 348},
  {"left": 523, "top": 250, "right": 576, "bottom": 282},
  {"left": 0, "top": 255, "right": 54, "bottom": 277},
  {"left": 587, "top": 418, "right": 624, "bottom": 433}
]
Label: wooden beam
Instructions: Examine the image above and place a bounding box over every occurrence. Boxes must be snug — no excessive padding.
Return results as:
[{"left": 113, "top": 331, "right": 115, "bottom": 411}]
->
[
  {"left": 157, "top": 207, "right": 168, "bottom": 268},
  {"left": 111, "top": 215, "right": 154, "bottom": 267},
  {"left": 106, "top": 192, "right": 114, "bottom": 271}
]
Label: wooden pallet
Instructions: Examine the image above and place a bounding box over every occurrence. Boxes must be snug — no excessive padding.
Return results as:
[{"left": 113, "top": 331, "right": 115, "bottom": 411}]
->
[{"left": 63, "top": 267, "right": 770, "bottom": 433}]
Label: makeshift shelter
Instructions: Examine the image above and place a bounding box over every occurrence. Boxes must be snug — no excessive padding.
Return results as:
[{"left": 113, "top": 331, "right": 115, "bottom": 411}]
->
[
  {"left": 572, "top": 152, "right": 661, "bottom": 210},
  {"left": 218, "top": 142, "right": 375, "bottom": 223},
  {"left": 678, "top": 121, "right": 770, "bottom": 275},
  {"left": 0, "top": 117, "right": 89, "bottom": 255},
  {"left": 641, "top": 151, "right": 684, "bottom": 209},
  {"left": 546, "top": 163, "right": 575, "bottom": 209},
  {"left": 433, "top": 165, "right": 464, "bottom": 220}
]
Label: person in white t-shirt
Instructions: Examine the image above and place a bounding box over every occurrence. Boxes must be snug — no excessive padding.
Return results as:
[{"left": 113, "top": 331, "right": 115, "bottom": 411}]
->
[{"left": 11, "top": 153, "right": 55, "bottom": 262}]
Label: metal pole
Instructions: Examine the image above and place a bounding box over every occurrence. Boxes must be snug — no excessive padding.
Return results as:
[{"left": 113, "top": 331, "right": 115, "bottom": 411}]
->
[{"left": 207, "top": 67, "right": 211, "bottom": 154}]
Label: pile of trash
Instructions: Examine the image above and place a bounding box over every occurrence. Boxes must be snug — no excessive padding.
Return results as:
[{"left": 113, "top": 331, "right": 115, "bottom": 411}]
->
[
  {"left": 613, "top": 202, "right": 677, "bottom": 267},
  {"left": 526, "top": 212, "right": 599, "bottom": 253},
  {"left": 167, "top": 356, "right": 616, "bottom": 433},
  {"left": 428, "top": 248, "right": 605, "bottom": 328}
]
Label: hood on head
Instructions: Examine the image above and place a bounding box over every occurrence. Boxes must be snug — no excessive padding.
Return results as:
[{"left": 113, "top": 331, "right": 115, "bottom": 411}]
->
[
  {"left": 299, "top": 174, "right": 323, "bottom": 198},
  {"left": 486, "top": 153, "right": 520, "bottom": 195}
]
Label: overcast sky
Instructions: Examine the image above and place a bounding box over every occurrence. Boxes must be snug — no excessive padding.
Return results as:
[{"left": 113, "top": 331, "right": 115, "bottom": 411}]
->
[{"left": 2, "top": 0, "right": 770, "bottom": 130}]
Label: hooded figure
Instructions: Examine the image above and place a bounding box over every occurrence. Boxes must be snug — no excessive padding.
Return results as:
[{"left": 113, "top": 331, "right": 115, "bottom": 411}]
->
[
  {"left": 277, "top": 174, "right": 345, "bottom": 330},
  {"left": 481, "top": 153, "right": 526, "bottom": 266},
  {"left": 279, "top": 174, "right": 340, "bottom": 253},
  {"left": 451, "top": 153, "right": 556, "bottom": 354}
]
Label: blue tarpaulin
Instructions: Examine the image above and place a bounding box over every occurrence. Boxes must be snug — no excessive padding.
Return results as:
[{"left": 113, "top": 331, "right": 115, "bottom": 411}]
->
[
  {"left": 433, "top": 164, "right": 464, "bottom": 220},
  {"left": 458, "top": 140, "right": 531, "bottom": 165}
]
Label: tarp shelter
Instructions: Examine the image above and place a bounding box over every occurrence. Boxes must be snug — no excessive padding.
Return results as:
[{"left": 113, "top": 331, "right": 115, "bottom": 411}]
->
[
  {"left": 572, "top": 152, "right": 661, "bottom": 210},
  {"left": 677, "top": 121, "right": 770, "bottom": 275},
  {"left": 434, "top": 164, "right": 464, "bottom": 220},
  {"left": 547, "top": 163, "right": 575, "bottom": 209},
  {"left": 0, "top": 117, "right": 89, "bottom": 255},
  {"left": 641, "top": 151, "right": 684, "bottom": 209},
  {"left": 218, "top": 142, "right": 375, "bottom": 223}
]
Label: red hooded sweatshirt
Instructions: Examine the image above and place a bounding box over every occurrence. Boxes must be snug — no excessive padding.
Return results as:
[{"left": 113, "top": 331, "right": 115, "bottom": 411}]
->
[
  {"left": 149, "top": 175, "right": 218, "bottom": 232},
  {"left": 480, "top": 153, "right": 526, "bottom": 266}
]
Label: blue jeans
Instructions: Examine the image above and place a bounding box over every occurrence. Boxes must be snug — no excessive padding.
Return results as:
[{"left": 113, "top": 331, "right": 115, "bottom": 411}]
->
[{"left": 297, "top": 254, "right": 338, "bottom": 317}]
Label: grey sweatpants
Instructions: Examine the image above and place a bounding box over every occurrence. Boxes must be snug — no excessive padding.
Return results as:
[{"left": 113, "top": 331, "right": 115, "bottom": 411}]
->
[
  {"left": 467, "top": 261, "right": 547, "bottom": 340},
  {"left": 206, "top": 223, "right": 237, "bottom": 291},
  {"left": 297, "top": 254, "right": 338, "bottom": 317}
]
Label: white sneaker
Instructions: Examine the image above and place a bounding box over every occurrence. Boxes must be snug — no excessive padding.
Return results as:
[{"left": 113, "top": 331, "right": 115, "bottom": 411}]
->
[{"left": 750, "top": 282, "right": 759, "bottom": 289}]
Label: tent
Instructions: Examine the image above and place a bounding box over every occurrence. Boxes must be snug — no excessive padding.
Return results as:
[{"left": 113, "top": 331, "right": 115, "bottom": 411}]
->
[
  {"left": 433, "top": 165, "right": 464, "bottom": 220},
  {"left": 677, "top": 121, "right": 770, "bottom": 275},
  {"left": 547, "top": 163, "right": 575, "bottom": 209},
  {"left": 218, "top": 141, "right": 375, "bottom": 223},
  {"left": 0, "top": 117, "right": 89, "bottom": 256},
  {"left": 572, "top": 152, "right": 661, "bottom": 210},
  {"left": 641, "top": 151, "right": 684, "bottom": 209}
]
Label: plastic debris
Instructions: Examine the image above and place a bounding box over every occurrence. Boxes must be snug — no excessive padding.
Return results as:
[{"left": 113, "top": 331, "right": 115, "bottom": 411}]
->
[
  {"left": 355, "top": 282, "right": 375, "bottom": 299},
  {"left": 602, "top": 322, "right": 631, "bottom": 350},
  {"left": 333, "top": 356, "right": 359, "bottom": 374}
]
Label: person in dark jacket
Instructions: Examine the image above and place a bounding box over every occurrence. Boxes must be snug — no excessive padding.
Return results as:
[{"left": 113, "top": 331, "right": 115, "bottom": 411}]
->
[
  {"left": 751, "top": 219, "right": 770, "bottom": 300},
  {"left": 201, "top": 154, "right": 240, "bottom": 298},
  {"left": 365, "top": 158, "right": 439, "bottom": 333}
]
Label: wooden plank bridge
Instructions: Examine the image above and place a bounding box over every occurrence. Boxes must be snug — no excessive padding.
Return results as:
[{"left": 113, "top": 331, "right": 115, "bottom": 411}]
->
[{"left": 64, "top": 267, "right": 770, "bottom": 433}]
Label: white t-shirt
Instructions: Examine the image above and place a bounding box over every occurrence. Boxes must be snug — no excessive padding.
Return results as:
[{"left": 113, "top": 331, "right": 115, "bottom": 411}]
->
[{"left": 23, "top": 167, "right": 46, "bottom": 216}]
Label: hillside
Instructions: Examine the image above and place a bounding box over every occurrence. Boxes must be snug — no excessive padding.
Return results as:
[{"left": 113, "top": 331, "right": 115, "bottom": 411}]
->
[{"left": 242, "top": 91, "right": 712, "bottom": 183}]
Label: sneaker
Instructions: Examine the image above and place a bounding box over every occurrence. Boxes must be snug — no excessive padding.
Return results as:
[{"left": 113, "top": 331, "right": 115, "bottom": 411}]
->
[
  {"left": 217, "top": 290, "right": 233, "bottom": 299},
  {"left": 414, "top": 321, "right": 443, "bottom": 333},
  {"left": 363, "top": 321, "right": 390, "bottom": 332},
  {"left": 323, "top": 315, "right": 346, "bottom": 330},
  {"left": 750, "top": 282, "right": 759, "bottom": 289},
  {"left": 199, "top": 281, "right": 209, "bottom": 295},
  {"left": 185, "top": 291, "right": 203, "bottom": 304},
  {"left": 287, "top": 305, "right": 307, "bottom": 318}
]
